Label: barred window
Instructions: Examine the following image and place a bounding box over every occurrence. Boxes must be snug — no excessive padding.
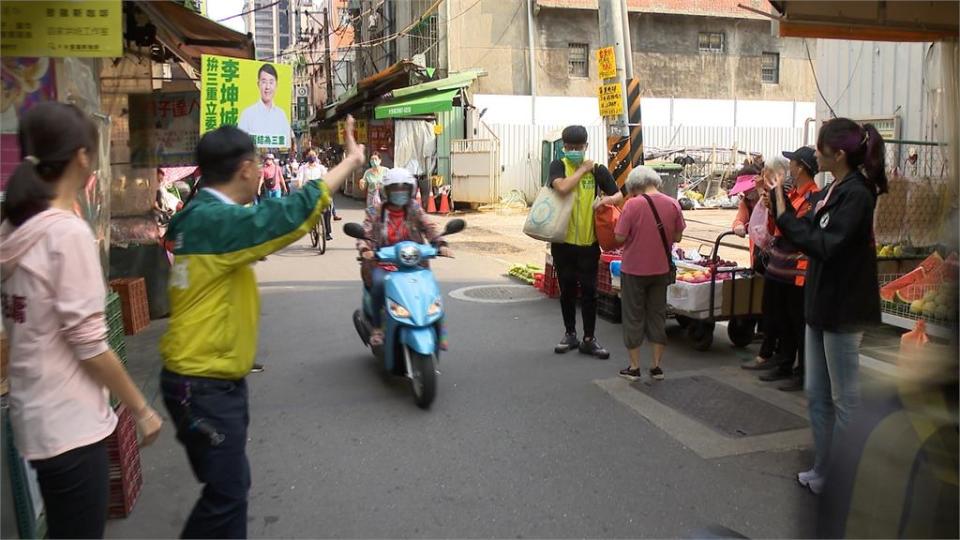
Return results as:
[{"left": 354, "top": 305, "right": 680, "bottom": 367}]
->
[
  {"left": 762, "top": 52, "right": 780, "bottom": 84},
  {"left": 568, "top": 43, "right": 588, "bottom": 78},
  {"left": 698, "top": 32, "right": 724, "bottom": 54}
]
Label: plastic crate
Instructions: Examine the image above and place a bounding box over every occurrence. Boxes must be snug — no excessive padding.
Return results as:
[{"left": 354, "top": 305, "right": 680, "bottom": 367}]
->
[
  {"left": 598, "top": 292, "right": 622, "bottom": 324},
  {"left": 106, "top": 405, "right": 143, "bottom": 519},
  {"left": 109, "top": 278, "right": 150, "bottom": 335},
  {"left": 544, "top": 263, "right": 561, "bottom": 299}
]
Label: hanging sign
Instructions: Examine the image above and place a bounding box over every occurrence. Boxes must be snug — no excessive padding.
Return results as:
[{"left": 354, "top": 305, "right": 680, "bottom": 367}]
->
[
  {"left": 597, "top": 46, "right": 617, "bottom": 80},
  {"left": 0, "top": 1, "right": 122, "bottom": 58},
  {"left": 598, "top": 82, "right": 623, "bottom": 117}
]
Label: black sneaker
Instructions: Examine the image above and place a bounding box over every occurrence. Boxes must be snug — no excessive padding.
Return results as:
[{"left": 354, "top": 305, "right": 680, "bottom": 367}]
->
[
  {"left": 579, "top": 337, "right": 610, "bottom": 359},
  {"left": 619, "top": 367, "right": 641, "bottom": 381},
  {"left": 554, "top": 333, "right": 579, "bottom": 354},
  {"left": 325, "top": 234, "right": 333, "bottom": 241},
  {"left": 778, "top": 376, "right": 804, "bottom": 392},
  {"left": 760, "top": 369, "right": 792, "bottom": 382},
  {"left": 250, "top": 363, "right": 265, "bottom": 373},
  {"left": 649, "top": 366, "right": 665, "bottom": 380}
]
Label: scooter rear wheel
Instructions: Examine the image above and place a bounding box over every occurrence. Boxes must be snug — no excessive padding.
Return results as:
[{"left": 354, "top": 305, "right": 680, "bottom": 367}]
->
[{"left": 409, "top": 350, "right": 437, "bottom": 409}]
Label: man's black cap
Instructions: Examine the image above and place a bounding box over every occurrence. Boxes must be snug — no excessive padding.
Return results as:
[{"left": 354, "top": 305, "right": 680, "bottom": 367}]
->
[
  {"left": 782, "top": 146, "right": 819, "bottom": 176},
  {"left": 561, "top": 125, "right": 588, "bottom": 145}
]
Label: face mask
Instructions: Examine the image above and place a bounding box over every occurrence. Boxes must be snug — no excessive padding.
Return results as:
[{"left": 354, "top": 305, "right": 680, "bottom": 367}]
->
[
  {"left": 370, "top": 158, "right": 381, "bottom": 167},
  {"left": 307, "top": 155, "right": 317, "bottom": 163},
  {"left": 388, "top": 191, "right": 410, "bottom": 206},
  {"left": 564, "top": 150, "right": 585, "bottom": 165}
]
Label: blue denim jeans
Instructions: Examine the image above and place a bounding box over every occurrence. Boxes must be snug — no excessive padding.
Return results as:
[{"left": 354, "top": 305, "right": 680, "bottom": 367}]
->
[
  {"left": 804, "top": 325, "right": 862, "bottom": 476},
  {"left": 161, "top": 370, "right": 251, "bottom": 539}
]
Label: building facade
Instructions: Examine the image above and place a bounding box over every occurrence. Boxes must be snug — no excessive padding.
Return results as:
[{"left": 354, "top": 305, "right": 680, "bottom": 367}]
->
[{"left": 244, "top": 0, "right": 293, "bottom": 61}]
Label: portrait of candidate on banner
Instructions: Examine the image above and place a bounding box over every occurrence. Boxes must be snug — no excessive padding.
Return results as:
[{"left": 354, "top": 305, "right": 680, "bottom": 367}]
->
[
  {"left": 238, "top": 63, "right": 291, "bottom": 145},
  {"left": 200, "top": 55, "right": 293, "bottom": 149}
]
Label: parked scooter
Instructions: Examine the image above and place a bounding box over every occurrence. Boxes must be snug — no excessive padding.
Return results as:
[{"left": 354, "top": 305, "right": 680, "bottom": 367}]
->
[{"left": 343, "top": 219, "right": 466, "bottom": 409}]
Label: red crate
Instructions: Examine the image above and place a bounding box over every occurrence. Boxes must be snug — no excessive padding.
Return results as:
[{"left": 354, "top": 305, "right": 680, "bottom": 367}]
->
[
  {"left": 543, "top": 263, "right": 561, "bottom": 298},
  {"left": 106, "top": 405, "right": 143, "bottom": 519},
  {"left": 597, "top": 260, "right": 613, "bottom": 295},
  {"left": 109, "top": 278, "right": 150, "bottom": 335}
]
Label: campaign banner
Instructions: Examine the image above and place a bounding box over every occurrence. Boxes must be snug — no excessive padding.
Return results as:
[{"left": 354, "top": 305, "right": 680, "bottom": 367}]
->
[{"left": 201, "top": 54, "right": 293, "bottom": 149}]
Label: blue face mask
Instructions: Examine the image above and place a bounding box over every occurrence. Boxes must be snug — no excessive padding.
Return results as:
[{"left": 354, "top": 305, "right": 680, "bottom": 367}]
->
[
  {"left": 564, "top": 150, "right": 585, "bottom": 165},
  {"left": 388, "top": 192, "right": 410, "bottom": 206}
]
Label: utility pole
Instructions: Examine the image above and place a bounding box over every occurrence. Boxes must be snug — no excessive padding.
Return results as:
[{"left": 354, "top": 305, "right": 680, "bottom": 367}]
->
[
  {"left": 598, "top": 0, "right": 643, "bottom": 185},
  {"left": 322, "top": 6, "right": 334, "bottom": 105},
  {"left": 526, "top": 0, "right": 537, "bottom": 125}
]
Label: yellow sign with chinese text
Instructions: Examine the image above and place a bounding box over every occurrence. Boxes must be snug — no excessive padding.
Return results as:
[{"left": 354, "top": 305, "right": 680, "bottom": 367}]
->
[
  {"left": 0, "top": 1, "right": 122, "bottom": 58},
  {"left": 597, "top": 46, "right": 616, "bottom": 80},
  {"left": 598, "top": 83, "right": 623, "bottom": 117},
  {"left": 337, "top": 119, "right": 367, "bottom": 144},
  {"left": 200, "top": 54, "right": 293, "bottom": 148}
]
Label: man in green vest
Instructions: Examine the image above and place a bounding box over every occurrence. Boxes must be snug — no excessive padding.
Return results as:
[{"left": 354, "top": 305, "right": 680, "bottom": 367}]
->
[{"left": 547, "top": 125, "right": 625, "bottom": 359}]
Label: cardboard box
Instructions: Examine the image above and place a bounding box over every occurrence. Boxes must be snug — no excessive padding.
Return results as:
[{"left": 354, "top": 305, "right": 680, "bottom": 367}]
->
[{"left": 721, "top": 275, "right": 764, "bottom": 317}]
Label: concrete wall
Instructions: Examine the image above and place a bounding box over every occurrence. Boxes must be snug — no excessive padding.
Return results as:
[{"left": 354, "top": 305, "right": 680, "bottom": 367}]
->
[{"left": 446, "top": 1, "right": 815, "bottom": 102}]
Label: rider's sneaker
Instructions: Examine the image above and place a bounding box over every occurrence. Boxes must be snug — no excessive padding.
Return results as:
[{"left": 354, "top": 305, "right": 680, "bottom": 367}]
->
[
  {"left": 325, "top": 234, "right": 333, "bottom": 241},
  {"left": 250, "top": 363, "right": 265, "bottom": 373},
  {"left": 554, "top": 333, "right": 579, "bottom": 354},
  {"left": 579, "top": 337, "right": 610, "bottom": 359}
]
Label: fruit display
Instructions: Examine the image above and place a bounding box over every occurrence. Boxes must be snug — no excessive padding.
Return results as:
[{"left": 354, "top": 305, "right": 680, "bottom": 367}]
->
[
  {"left": 880, "top": 251, "right": 960, "bottom": 323},
  {"left": 694, "top": 256, "right": 738, "bottom": 269},
  {"left": 876, "top": 244, "right": 905, "bottom": 258},
  {"left": 508, "top": 264, "right": 542, "bottom": 285}
]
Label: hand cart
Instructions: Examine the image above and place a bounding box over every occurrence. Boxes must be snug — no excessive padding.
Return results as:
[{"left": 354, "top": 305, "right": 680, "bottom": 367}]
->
[{"left": 669, "top": 231, "right": 763, "bottom": 351}]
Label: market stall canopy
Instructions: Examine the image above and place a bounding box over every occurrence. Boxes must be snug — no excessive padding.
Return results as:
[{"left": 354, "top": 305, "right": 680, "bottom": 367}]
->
[
  {"left": 765, "top": 1, "right": 959, "bottom": 41},
  {"left": 375, "top": 89, "right": 460, "bottom": 119},
  {"left": 320, "top": 61, "right": 421, "bottom": 123},
  {"left": 136, "top": 1, "right": 255, "bottom": 71},
  {"left": 387, "top": 70, "right": 484, "bottom": 99}
]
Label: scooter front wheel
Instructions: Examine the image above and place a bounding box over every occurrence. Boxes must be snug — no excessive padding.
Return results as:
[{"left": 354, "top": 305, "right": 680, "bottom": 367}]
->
[{"left": 408, "top": 350, "right": 437, "bottom": 409}]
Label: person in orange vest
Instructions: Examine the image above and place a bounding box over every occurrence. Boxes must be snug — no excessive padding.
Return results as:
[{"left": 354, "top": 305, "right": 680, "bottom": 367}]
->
[{"left": 756, "top": 149, "right": 821, "bottom": 391}]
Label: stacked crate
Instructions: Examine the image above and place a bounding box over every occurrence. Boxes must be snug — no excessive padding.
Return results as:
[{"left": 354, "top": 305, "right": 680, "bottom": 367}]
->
[
  {"left": 109, "top": 278, "right": 150, "bottom": 335},
  {"left": 106, "top": 405, "right": 143, "bottom": 518},
  {"left": 597, "top": 291, "right": 623, "bottom": 323},
  {"left": 597, "top": 260, "right": 613, "bottom": 295}
]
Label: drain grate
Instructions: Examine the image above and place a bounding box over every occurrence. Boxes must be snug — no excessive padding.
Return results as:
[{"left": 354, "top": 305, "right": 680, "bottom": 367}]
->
[
  {"left": 634, "top": 375, "right": 807, "bottom": 437},
  {"left": 449, "top": 285, "right": 545, "bottom": 304}
]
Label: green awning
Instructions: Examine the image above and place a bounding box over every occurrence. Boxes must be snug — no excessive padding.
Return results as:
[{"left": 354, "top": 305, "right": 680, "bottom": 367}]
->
[{"left": 374, "top": 89, "right": 459, "bottom": 119}]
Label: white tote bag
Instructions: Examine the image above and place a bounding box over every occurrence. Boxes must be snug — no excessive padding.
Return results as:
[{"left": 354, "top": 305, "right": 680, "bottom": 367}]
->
[{"left": 523, "top": 185, "right": 574, "bottom": 243}]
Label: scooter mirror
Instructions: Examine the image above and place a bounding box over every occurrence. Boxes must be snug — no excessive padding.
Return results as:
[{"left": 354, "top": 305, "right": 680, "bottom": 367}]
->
[
  {"left": 343, "top": 223, "right": 366, "bottom": 239},
  {"left": 443, "top": 219, "right": 466, "bottom": 236}
]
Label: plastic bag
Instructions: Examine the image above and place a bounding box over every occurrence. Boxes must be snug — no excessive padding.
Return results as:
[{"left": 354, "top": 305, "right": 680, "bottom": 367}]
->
[
  {"left": 748, "top": 203, "right": 773, "bottom": 251},
  {"left": 901, "top": 320, "right": 930, "bottom": 349},
  {"left": 594, "top": 203, "right": 622, "bottom": 251}
]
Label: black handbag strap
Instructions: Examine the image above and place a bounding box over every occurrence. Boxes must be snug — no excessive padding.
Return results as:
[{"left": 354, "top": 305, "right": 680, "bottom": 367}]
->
[{"left": 641, "top": 193, "right": 675, "bottom": 271}]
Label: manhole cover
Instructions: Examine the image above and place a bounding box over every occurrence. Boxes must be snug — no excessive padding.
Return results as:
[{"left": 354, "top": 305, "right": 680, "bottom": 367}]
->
[
  {"left": 449, "top": 284, "right": 545, "bottom": 304},
  {"left": 634, "top": 375, "right": 807, "bottom": 437}
]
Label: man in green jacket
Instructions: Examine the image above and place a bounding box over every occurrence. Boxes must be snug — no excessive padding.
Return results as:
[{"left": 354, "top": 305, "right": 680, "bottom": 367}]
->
[{"left": 160, "top": 116, "right": 364, "bottom": 538}]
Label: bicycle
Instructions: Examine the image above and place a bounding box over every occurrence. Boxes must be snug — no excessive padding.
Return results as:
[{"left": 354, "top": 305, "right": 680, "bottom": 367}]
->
[{"left": 309, "top": 208, "right": 332, "bottom": 254}]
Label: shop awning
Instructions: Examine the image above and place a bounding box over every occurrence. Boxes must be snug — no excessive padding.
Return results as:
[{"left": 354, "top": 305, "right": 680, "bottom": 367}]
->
[
  {"left": 766, "top": 1, "right": 959, "bottom": 42},
  {"left": 136, "top": 1, "right": 255, "bottom": 70},
  {"left": 388, "top": 70, "right": 483, "bottom": 99},
  {"left": 319, "top": 60, "right": 421, "bottom": 123},
  {"left": 374, "top": 89, "right": 459, "bottom": 119}
]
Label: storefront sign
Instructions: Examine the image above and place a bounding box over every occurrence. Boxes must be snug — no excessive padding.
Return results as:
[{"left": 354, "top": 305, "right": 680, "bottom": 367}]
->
[
  {"left": 0, "top": 1, "right": 122, "bottom": 58},
  {"left": 598, "top": 82, "right": 623, "bottom": 117},
  {"left": 356, "top": 119, "right": 367, "bottom": 144},
  {"left": 0, "top": 58, "right": 56, "bottom": 135},
  {"left": 200, "top": 54, "right": 293, "bottom": 149},
  {"left": 296, "top": 96, "right": 308, "bottom": 121},
  {"left": 129, "top": 92, "right": 201, "bottom": 167},
  {"left": 597, "top": 46, "right": 616, "bottom": 80}
]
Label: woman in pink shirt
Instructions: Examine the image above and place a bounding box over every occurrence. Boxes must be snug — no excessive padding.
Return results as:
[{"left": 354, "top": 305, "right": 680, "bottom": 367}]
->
[
  {"left": 613, "top": 166, "right": 686, "bottom": 381},
  {"left": 0, "top": 102, "right": 162, "bottom": 539}
]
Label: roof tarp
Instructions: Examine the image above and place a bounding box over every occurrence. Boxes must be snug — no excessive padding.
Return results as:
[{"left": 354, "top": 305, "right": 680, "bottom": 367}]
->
[
  {"left": 390, "top": 71, "right": 482, "bottom": 99},
  {"left": 374, "top": 89, "right": 459, "bottom": 119}
]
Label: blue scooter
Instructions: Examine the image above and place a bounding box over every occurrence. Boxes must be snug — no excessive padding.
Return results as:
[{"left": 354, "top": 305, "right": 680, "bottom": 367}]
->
[{"left": 343, "top": 219, "right": 465, "bottom": 409}]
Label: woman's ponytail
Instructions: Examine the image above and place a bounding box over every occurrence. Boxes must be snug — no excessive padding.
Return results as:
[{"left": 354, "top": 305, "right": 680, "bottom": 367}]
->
[
  {"left": 2, "top": 158, "right": 56, "bottom": 226},
  {"left": 861, "top": 123, "right": 888, "bottom": 195}
]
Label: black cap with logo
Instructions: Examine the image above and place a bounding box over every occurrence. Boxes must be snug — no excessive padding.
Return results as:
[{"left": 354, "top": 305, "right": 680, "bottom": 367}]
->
[{"left": 782, "top": 146, "right": 818, "bottom": 176}]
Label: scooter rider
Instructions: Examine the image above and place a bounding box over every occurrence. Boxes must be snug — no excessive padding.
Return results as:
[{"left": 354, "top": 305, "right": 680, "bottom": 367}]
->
[{"left": 357, "top": 167, "right": 452, "bottom": 347}]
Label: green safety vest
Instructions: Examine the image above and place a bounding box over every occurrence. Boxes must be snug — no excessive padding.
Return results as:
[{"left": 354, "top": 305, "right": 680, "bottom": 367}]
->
[{"left": 562, "top": 157, "right": 598, "bottom": 246}]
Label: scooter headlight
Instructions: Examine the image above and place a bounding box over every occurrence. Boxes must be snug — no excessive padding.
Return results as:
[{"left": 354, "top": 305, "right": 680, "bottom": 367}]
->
[
  {"left": 398, "top": 245, "right": 421, "bottom": 267},
  {"left": 388, "top": 300, "right": 411, "bottom": 319},
  {"left": 427, "top": 297, "right": 442, "bottom": 316}
]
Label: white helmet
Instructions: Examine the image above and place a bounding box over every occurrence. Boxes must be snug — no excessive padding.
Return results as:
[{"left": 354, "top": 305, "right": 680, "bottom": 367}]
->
[{"left": 381, "top": 167, "right": 416, "bottom": 189}]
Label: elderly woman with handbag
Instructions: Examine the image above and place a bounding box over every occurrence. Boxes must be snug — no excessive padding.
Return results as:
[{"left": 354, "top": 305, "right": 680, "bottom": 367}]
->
[{"left": 613, "top": 166, "right": 686, "bottom": 381}]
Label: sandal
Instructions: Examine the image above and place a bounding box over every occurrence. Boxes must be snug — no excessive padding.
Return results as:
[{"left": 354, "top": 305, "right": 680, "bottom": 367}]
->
[{"left": 369, "top": 329, "right": 384, "bottom": 347}]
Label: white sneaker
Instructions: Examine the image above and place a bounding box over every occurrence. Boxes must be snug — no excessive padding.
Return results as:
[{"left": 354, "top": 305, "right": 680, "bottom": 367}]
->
[{"left": 798, "top": 469, "right": 825, "bottom": 494}]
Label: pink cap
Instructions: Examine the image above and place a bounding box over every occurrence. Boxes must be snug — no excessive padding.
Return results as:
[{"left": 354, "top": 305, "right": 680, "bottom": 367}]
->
[{"left": 728, "top": 175, "right": 758, "bottom": 197}]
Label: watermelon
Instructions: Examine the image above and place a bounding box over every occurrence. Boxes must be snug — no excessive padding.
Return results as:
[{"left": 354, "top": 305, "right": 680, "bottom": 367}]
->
[
  {"left": 880, "top": 267, "right": 926, "bottom": 302},
  {"left": 895, "top": 254, "right": 959, "bottom": 303}
]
